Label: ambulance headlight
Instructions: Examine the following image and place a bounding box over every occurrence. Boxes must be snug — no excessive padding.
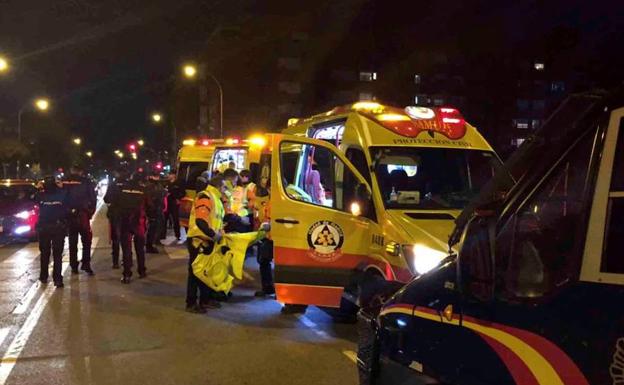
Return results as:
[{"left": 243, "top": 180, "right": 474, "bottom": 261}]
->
[{"left": 402, "top": 244, "right": 447, "bottom": 275}]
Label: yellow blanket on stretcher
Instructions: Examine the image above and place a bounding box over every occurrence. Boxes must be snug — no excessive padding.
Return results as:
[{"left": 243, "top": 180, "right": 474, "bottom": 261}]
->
[{"left": 192, "top": 231, "right": 265, "bottom": 293}]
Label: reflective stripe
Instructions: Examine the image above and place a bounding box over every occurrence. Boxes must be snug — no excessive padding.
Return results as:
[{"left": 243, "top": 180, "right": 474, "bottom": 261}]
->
[
  {"left": 187, "top": 185, "right": 224, "bottom": 241},
  {"left": 379, "top": 305, "right": 589, "bottom": 385}
]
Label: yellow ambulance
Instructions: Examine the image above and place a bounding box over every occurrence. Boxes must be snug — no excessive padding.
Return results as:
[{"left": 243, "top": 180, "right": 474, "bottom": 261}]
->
[
  {"left": 176, "top": 137, "right": 263, "bottom": 228},
  {"left": 267, "top": 101, "right": 503, "bottom": 313}
]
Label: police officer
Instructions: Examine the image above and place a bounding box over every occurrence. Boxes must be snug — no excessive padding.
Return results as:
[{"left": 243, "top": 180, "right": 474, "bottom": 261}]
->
[
  {"left": 145, "top": 171, "right": 166, "bottom": 253},
  {"left": 185, "top": 173, "right": 226, "bottom": 312},
  {"left": 109, "top": 171, "right": 150, "bottom": 283},
  {"left": 36, "top": 175, "right": 69, "bottom": 288},
  {"left": 104, "top": 168, "right": 127, "bottom": 269},
  {"left": 254, "top": 174, "right": 275, "bottom": 297},
  {"left": 163, "top": 171, "right": 183, "bottom": 241},
  {"left": 63, "top": 164, "right": 97, "bottom": 275}
]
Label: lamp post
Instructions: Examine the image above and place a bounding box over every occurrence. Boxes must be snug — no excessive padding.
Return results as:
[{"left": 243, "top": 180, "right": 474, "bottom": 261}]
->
[
  {"left": 18, "top": 98, "right": 49, "bottom": 141},
  {"left": 151, "top": 111, "right": 177, "bottom": 160},
  {"left": 16, "top": 98, "right": 50, "bottom": 178},
  {"left": 182, "top": 64, "right": 223, "bottom": 138}
]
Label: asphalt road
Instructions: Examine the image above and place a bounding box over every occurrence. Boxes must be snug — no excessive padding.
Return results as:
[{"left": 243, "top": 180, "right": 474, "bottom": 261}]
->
[{"left": 0, "top": 201, "right": 360, "bottom": 385}]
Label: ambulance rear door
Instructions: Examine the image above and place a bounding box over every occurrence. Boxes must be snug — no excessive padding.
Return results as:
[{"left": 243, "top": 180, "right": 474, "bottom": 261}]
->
[{"left": 268, "top": 134, "right": 374, "bottom": 308}]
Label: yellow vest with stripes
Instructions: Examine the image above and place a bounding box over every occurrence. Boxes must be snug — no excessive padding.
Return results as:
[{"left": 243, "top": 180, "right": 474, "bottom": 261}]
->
[{"left": 187, "top": 185, "right": 224, "bottom": 244}]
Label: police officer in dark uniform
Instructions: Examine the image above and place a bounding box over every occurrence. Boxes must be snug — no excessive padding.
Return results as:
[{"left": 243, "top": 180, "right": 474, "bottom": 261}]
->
[
  {"left": 36, "top": 175, "right": 70, "bottom": 288},
  {"left": 104, "top": 168, "right": 128, "bottom": 269},
  {"left": 163, "top": 171, "right": 184, "bottom": 241},
  {"left": 108, "top": 171, "right": 150, "bottom": 284},
  {"left": 144, "top": 171, "right": 166, "bottom": 253},
  {"left": 63, "top": 164, "right": 97, "bottom": 275}
]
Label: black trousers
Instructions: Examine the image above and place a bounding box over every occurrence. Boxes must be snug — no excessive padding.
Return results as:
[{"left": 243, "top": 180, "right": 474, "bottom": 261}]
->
[
  {"left": 39, "top": 225, "right": 66, "bottom": 283},
  {"left": 68, "top": 211, "right": 93, "bottom": 269},
  {"left": 186, "top": 240, "right": 216, "bottom": 306},
  {"left": 165, "top": 204, "right": 180, "bottom": 238},
  {"left": 120, "top": 215, "right": 146, "bottom": 277},
  {"left": 109, "top": 217, "right": 121, "bottom": 265},
  {"left": 257, "top": 239, "right": 275, "bottom": 293},
  {"left": 146, "top": 213, "right": 163, "bottom": 248}
]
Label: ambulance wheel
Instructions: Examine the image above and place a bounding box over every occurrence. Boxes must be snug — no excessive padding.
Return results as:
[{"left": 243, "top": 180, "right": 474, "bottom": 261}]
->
[
  {"left": 358, "top": 270, "right": 386, "bottom": 310},
  {"left": 281, "top": 304, "right": 307, "bottom": 314}
]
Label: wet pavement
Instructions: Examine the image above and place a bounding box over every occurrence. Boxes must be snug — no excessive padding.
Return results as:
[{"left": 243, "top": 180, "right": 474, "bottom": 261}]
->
[{"left": 0, "top": 201, "right": 359, "bottom": 385}]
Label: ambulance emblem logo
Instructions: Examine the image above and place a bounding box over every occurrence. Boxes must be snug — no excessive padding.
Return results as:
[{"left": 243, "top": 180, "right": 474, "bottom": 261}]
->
[{"left": 306, "top": 221, "right": 344, "bottom": 262}]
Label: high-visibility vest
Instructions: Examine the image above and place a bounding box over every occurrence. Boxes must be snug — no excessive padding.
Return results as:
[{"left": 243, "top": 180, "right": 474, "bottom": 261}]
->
[
  {"left": 187, "top": 185, "right": 224, "bottom": 246},
  {"left": 231, "top": 186, "right": 248, "bottom": 217}
]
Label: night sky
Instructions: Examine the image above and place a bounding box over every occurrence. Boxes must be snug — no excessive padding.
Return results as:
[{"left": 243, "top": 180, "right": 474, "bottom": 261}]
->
[{"left": 1, "top": 0, "right": 623, "bottom": 161}]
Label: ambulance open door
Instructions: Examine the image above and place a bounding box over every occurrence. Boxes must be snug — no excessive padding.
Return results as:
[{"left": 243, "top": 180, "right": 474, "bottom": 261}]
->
[{"left": 269, "top": 134, "right": 374, "bottom": 308}]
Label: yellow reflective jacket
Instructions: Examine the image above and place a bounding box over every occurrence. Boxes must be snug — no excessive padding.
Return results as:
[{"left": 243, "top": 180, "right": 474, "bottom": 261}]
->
[{"left": 187, "top": 185, "right": 224, "bottom": 247}]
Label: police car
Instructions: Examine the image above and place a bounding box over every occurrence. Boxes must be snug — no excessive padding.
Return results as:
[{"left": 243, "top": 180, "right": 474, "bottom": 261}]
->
[{"left": 357, "top": 91, "right": 624, "bottom": 385}]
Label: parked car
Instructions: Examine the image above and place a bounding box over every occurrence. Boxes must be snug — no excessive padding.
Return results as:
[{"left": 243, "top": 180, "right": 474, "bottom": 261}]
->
[{"left": 0, "top": 180, "right": 39, "bottom": 242}]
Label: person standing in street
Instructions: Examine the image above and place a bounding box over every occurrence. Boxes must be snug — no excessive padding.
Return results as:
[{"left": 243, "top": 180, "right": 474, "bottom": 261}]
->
[
  {"left": 108, "top": 171, "right": 150, "bottom": 284},
  {"left": 145, "top": 172, "right": 166, "bottom": 254},
  {"left": 104, "top": 168, "right": 127, "bottom": 269},
  {"left": 185, "top": 173, "right": 226, "bottom": 313},
  {"left": 164, "top": 171, "right": 183, "bottom": 242},
  {"left": 36, "top": 175, "right": 69, "bottom": 288},
  {"left": 63, "top": 164, "right": 97, "bottom": 275}
]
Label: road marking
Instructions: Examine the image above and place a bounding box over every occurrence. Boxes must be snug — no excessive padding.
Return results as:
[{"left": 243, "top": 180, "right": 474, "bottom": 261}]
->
[
  {"left": 0, "top": 282, "right": 58, "bottom": 384},
  {"left": 295, "top": 314, "right": 330, "bottom": 339},
  {"left": 0, "top": 329, "right": 9, "bottom": 350},
  {"left": 12, "top": 281, "right": 42, "bottom": 315},
  {"left": 343, "top": 350, "right": 358, "bottom": 364}
]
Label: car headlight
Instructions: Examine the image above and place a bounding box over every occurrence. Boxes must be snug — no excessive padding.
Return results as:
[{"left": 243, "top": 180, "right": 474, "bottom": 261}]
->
[
  {"left": 14, "top": 210, "right": 32, "bottom": 220},
  {"left": 402, "top": 244, "right": 447, "bottom": 275}
]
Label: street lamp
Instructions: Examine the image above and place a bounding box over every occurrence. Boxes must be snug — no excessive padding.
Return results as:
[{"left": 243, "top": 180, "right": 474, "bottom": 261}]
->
[
  {"left": 35, "top": 99, "right": 49, "bottom": 111},
  {"left": 152, "top": 113, "right": 162, "bottom": 123},
  {"left": 137, "top": 139, "right": 145, "bottom": 146},
  {"left": 0, "top": 56, "right": 8, "bottom": 73},
  {"left": 183, "top": 65, "right": 197, "bottom": 78},
  {"left": 182, "top": 63, "right": 224, "bottom": 138},
  {"left": 73, "top": 137, "right": 82, "bottom": 145}
]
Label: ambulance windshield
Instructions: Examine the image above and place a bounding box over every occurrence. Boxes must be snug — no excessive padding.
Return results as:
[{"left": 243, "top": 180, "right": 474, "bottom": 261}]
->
[{"left": 371, "top": 147, "right": 502, "bottom": 210}]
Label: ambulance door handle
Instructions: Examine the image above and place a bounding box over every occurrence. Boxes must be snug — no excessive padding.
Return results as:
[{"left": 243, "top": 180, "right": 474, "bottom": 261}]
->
[{"left": 275, "top": 218, "right": 299, "bottom": 225}]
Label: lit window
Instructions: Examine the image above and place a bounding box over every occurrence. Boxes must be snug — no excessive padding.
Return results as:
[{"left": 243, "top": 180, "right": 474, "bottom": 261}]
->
[
  {"left": 359, "top": 71, "right": 375, "bottom": 82},
  {"left": 515, "top": 119, "right": 529, "bottom": 129},
  {"left": 511, "top": 138, "right": 525, "bottom": 147},
  {"left": 534, "top": 62, "right": 545, "bottom": 71},
  {"left": 414, "top": 74, "right": 421, "bottom": 84}
]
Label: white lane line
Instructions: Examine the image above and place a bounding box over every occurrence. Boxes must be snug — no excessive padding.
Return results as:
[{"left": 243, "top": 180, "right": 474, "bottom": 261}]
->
[
  {"left": 0, "top": 281, "right": 58, "bottom": 384},
  {"left": 295, "top": 314, "right": 330, "bottom": 339},
  {"left": 0, "top": 329, "right": 9, "bottom": 350},
  {"left": 343, "top": 350, "right": 358, "bottom": 364},
  {"left": 12, "top": 282, "right": 42, "bottom": 315}
]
